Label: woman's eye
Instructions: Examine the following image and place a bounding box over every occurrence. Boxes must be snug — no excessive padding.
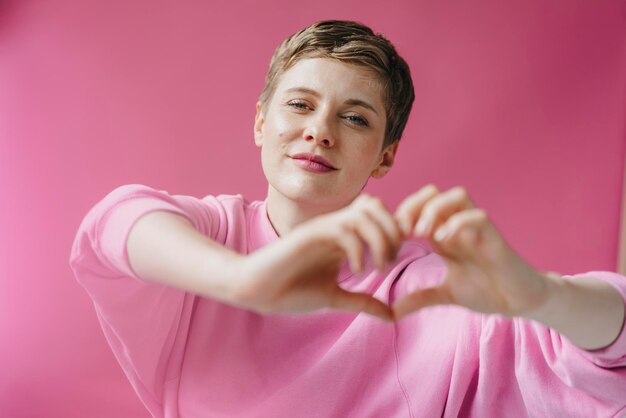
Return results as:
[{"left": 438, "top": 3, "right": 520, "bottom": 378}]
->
[
  {"left": 345, "top": 115, "right": 369, "bottom": 127},
  {"left": 287, "top": 101, "right": 310, "bottom": 110}
]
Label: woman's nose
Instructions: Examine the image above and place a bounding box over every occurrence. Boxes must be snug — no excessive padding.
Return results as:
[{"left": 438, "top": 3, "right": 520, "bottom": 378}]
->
[{"left": 303, "top": 114, "right": 335, "bottom": 147}]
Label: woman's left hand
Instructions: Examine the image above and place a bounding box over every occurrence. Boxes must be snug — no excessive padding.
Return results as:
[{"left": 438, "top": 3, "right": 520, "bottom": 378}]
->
[{"left": 393, "top": 184, "right": 553, "bottom": 320}]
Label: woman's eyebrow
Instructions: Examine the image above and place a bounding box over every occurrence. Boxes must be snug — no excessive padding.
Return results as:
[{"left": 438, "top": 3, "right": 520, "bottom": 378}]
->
[
  {"left": 284, "top": 87, "right": 379, "bottom": 115},
  {"left": 285, "top": 87, "right": 321, "bottom": 97},
  {"left": 343, "top": 98, "right": 379, "bottom": 115}
]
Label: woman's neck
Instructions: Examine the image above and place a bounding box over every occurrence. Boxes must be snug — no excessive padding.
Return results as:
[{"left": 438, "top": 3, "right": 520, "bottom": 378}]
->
[{"left": 265, "top": 186, "right": 346, "bottom": 236}]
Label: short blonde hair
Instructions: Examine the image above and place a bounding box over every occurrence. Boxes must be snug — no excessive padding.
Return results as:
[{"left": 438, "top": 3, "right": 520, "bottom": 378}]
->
[{"left": 259, "top": 20, "right": 415, "bottom": 148}]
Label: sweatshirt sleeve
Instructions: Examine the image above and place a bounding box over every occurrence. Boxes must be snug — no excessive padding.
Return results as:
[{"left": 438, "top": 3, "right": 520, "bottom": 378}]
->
[
  {"left": 68, "top": 184, "right": 227, "bottom": 414},
  {"left": 508, "top": 271, "right": 626, "bottom": 416}
]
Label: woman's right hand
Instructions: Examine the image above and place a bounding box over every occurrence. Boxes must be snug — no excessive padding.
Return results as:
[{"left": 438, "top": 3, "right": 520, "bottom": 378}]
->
[{"left": 235, "top": 194, "right": 403, "bottom": 322}]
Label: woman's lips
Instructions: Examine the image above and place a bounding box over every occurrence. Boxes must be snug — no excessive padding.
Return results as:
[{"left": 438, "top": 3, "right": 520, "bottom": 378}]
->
[
  {"left": 292, "top": 158, "right": 336, "bottom": 173},
  {"left": 290, "top": 153, "right": 338, "bottom": 174}
]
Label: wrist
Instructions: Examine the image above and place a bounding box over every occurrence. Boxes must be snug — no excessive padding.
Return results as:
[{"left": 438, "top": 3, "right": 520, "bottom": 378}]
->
[
  {"left": 522, "top": 271, "right": 565, "bottom": 323},
  {"left": 218, "top": 252, "right": 257, "bottom": 309},
  {"left": 232, "top": 248, "right": 283, "bottom": 314}
]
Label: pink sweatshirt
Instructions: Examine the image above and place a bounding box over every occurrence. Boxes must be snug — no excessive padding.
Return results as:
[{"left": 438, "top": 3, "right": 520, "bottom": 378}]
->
[{"left": 69, "top": 184, "right": 626, "bottom": 417}]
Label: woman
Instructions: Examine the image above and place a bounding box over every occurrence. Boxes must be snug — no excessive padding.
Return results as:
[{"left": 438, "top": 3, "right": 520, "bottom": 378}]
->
[{"left": 70, "top": 20, "right": 626, "bottom": 417}]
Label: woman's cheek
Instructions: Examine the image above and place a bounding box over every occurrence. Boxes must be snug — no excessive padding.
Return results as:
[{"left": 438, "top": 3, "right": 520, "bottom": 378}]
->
[
  {"left": 355, "top": 138, "right": 381, "bottom": 158},
  {"left": 273, "top": 117, "right": 299, "bottom": 140}
]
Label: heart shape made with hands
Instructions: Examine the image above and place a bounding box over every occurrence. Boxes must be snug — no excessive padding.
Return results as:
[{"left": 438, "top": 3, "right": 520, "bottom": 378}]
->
[{"left": 336, "top": 185, "right": 549, "bottom": 322}]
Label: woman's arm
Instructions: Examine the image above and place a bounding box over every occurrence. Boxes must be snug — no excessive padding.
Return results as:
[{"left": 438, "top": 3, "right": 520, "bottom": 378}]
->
[
  {"left": 526, "top": 272, "right": 625, "bottom": 350},
  {"left": 126, "top": 211, "right": 245, "bottom": 306},
  {"left": 126, "top": 195, "right": 401, "bottom": 321},
  {"left": 393, "top": 185, "right": 626, "bottom": 351}
]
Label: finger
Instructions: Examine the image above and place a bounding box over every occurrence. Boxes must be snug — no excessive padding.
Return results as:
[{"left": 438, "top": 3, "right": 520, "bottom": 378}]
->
[
  {"left": 344, "top": 199, "right": 393, "bottom": 270},
  {"left": 392, "top": 285, "right": 452, "bottom": 320},
  {"left": 331, "top": 287, "right": 395, "bottom": 322},
  {"left": 394, "top": 184, "right": 439, "bottom": 237},
  {"left": 414, "top": 187, "right": 475, "bottom": 239},
  {"left": 350, "top": 211, "right": 393, "bottom": 271},
  {"left": 432, "top": 208, "right": 507, "bottom": 267},
  {"left": 335, "top": 226, "right": 365, "bottom": 273},
  {"left": 360, "top": 197, "right": 403, "bottom": 262},
  {"left": 432, "top": 208, "right": 487, "bottom": 251}
]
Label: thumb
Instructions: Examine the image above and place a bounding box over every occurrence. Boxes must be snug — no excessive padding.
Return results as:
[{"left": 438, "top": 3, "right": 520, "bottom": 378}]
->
[
  {"left": 331, "top": 288, "right": 395, "bottom": 322},
  {"left": 392, "top": 285, "right": 452, "bottom": 320}
]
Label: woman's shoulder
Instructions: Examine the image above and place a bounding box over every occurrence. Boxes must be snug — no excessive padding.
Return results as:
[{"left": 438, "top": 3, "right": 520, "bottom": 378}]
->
[{"left": 201, "top": 193, "right": 264, "bottom": 209}]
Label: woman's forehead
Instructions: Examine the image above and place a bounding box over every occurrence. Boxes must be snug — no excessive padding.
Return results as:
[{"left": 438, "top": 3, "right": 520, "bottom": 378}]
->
[{"left": 276, "top": 58, "right": 385, "bottom": 106}]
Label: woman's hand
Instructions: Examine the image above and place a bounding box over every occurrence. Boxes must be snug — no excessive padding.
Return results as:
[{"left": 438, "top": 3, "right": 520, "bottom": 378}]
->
[
  {"left": 393, "top": 185, "right": 551, "bottom": 320},
  {"left": 236, "top": 194, "right": 403, "bottom": 322}
]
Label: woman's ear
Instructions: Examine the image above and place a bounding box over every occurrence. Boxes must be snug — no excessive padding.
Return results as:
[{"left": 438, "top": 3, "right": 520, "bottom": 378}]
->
[
  {"left": 254, "top": 102, "right": 265, "bottom": 148},
  {"left": 371, "top": 141, "right": 399, "bottom": 179}
]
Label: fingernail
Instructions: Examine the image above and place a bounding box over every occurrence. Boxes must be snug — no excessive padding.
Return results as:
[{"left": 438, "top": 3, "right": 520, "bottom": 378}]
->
[
  {"left": 416, "top": 219, "right": 429, "bottom": 236},
  {"left": 434, "top": 227, "right": 448, "bottom": 241},
  {"left": 401, "top": 221, "right": 411, "bottom": 237}
]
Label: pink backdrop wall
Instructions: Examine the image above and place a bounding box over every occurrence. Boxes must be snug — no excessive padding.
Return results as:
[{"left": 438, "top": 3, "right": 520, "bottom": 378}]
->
[{"left": 1, "top": 1, "right": 624, "bottom": 416}]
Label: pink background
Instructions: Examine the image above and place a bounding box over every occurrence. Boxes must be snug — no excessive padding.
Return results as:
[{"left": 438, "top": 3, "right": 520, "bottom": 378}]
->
[{"left": 1, "top": 1, "right": 624, "bottom": 416}]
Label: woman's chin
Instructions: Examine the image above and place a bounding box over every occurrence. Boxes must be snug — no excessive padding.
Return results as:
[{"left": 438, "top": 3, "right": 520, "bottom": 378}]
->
[{"left": 271, "top": 183, "right": 351, "bottom": 208}]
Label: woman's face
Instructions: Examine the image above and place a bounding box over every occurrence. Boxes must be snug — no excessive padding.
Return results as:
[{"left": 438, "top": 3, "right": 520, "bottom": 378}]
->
[{"left": 254, "top": 57, "right": 398, "bottom": 210}]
